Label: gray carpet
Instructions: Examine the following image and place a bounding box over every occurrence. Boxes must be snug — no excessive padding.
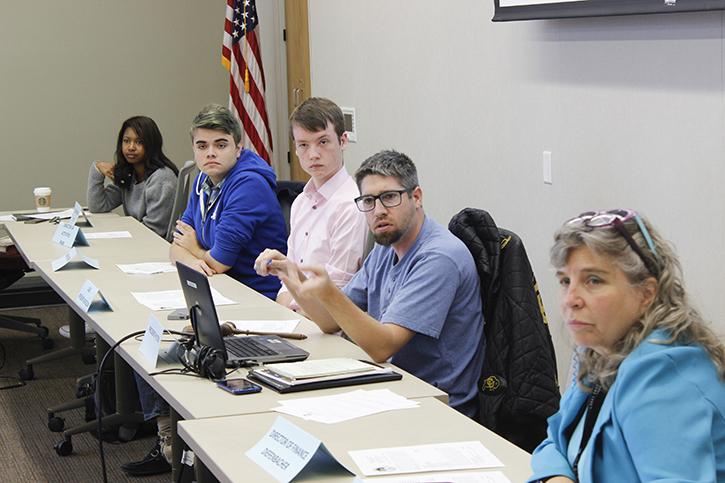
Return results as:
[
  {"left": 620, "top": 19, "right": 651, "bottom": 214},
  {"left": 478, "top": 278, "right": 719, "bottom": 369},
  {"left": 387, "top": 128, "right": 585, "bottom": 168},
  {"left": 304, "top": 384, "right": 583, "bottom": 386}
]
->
[{"left": 0, "top": 305, "right": 169, "bottom": 482}]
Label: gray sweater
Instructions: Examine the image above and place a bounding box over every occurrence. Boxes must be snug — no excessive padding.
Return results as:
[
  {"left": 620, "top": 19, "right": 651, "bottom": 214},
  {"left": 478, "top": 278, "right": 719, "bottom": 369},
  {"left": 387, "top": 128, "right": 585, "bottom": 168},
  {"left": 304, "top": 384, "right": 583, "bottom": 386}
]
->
[{"left": 87, "top": 163, "right": 177, "bottom": 237}]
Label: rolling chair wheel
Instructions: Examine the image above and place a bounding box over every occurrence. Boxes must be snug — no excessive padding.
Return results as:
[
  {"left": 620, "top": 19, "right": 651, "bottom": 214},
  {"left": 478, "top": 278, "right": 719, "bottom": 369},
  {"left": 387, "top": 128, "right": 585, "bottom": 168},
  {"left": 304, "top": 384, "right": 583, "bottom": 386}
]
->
[
  {"left": 18, "top": 365, "right": 34, "bottom": 381},
  {"left": 81, "top": 350, "right": 96, "bottom": 365},
  {"left": 48, "top": 415, "right": 65, "bottom": 432},
  {"left": 54, "top": 438, "right": 73, "bottom": 456},
  {"left": 41, "top": 338, "right": 54, "bottom": 350}
]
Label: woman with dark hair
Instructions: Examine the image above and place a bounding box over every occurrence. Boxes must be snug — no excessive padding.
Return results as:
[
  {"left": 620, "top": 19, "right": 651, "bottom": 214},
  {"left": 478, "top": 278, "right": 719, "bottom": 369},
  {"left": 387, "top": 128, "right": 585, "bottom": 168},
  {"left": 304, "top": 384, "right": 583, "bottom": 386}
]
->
[
  {"left": 529, "top": 209, "right": 724, "bottom": 483},
  {"left": 87, "top": 116, "right": 178, "bottom": 237}
]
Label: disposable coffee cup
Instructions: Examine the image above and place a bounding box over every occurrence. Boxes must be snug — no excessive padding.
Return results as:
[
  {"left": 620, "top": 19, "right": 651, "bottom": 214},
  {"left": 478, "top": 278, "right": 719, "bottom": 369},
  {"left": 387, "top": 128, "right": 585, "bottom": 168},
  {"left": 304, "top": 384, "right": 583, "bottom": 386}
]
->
[{"left": 33, "top": 187, "right": 52, "bottom": 212}]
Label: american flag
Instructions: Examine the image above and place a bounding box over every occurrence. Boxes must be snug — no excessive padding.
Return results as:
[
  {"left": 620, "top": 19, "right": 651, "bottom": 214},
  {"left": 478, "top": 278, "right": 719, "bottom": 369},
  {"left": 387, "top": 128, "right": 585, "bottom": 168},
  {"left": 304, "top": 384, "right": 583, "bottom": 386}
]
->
[{"left": 222, "top": 0, "right": 273, "bottom": 164}]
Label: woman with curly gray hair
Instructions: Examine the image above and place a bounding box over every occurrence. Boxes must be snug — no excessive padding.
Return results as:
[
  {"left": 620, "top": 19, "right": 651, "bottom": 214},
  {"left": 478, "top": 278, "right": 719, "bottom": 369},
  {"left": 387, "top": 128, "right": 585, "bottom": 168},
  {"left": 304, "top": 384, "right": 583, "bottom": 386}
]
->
[{"left": 529, "top": 209, "right": 724, "bottom": 483}]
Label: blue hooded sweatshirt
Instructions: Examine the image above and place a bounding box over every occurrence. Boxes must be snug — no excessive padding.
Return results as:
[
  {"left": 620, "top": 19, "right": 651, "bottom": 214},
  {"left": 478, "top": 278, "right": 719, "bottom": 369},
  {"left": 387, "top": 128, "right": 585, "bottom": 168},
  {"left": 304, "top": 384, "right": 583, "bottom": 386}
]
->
[{"left": 181, "top": 149, "right": 287, "bottom": 299}]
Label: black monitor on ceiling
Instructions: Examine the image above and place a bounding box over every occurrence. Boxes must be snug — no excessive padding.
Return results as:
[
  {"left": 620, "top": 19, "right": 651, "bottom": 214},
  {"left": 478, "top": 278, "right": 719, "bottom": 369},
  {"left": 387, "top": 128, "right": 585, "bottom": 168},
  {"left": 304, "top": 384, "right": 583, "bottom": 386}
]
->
[{"left": 493, "top": 0, "right": 725, "bottom": 22}]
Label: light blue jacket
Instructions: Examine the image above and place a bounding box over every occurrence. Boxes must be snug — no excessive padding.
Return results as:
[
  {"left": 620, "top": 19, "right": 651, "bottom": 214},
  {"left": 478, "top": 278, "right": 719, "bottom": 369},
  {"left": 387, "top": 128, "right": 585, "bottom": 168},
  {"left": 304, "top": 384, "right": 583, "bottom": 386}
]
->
[{"left": 529, "top": 329, "right": 725, "bottom": 483}]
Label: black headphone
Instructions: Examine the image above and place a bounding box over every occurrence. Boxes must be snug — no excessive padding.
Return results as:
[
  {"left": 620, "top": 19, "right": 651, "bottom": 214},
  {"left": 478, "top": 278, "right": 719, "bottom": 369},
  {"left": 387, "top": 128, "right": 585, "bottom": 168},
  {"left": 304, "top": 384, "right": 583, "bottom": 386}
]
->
[{"left": 179, "top": 339, "right": 227, "bottom": 380}]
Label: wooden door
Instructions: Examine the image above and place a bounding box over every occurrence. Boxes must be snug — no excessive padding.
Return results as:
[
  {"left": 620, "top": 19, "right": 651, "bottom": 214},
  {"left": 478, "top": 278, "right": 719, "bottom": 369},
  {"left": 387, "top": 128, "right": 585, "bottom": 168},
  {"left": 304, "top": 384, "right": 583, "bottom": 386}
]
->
[{"left": 284, "top": 0, "right": 311, "bottom": 182}]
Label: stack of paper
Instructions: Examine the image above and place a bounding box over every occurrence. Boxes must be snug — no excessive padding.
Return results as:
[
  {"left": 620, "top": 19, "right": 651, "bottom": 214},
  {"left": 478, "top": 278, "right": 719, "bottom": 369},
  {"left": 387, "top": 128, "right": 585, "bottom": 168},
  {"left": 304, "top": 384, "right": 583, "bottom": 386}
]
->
[
  {"left": 225, "top": 319, "right": 299, "bottom": 334},
  {"left": 117, "top": 262, "right": 176, "bottom": 275},
  {"left": 349, "top": 441, "right": 504, "bottom": 478},
  {"left": 269, "top": 358, "right": 382, "bottom": 380},
  {"left": 354, "top": 471, "right": 511, "bottom": 483},
  {"left": 273, "top": 389, "right": 419, "bottom": 424},
  {"left": 131, "top": 288, "right": 236, "bottom": 310},
  {"left": 85, "top": 231, "right": 132, "bottom": 239}
]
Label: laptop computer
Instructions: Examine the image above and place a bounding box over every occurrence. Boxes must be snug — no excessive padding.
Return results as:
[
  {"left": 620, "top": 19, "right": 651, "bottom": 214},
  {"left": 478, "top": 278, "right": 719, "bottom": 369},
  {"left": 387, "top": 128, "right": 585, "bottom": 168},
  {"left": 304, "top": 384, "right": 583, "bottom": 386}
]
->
[{"left": 176, "top": 261, "right": 309, "bottom": 367}]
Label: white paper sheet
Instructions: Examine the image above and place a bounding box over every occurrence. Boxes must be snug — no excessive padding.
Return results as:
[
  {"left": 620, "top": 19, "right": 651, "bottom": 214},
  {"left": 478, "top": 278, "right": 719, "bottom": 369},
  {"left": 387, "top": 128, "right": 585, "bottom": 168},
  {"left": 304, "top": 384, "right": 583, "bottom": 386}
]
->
[
  {"left": 355, "top": 470, "right": 511, "bottom": 483},
  {"left": 224, "top": 319, "right": 300, "bottom": 334},
  {"left": 117, "top": 262, "right": 176, "bottom": 275},
  {"left": 349, "top": 441, "right": 503, "bottom": 477},
  {"left": 273, "top": 389, "right": 419, "bottom": 424},
  {"left": 131, "top": 288, "right": 236, "bottom": 311},
  {"left": 499, "top": 0, "right": 583, "bottom": 6},
  {"left": 85, "top": 231, "right": 132, "bottom": 239}
]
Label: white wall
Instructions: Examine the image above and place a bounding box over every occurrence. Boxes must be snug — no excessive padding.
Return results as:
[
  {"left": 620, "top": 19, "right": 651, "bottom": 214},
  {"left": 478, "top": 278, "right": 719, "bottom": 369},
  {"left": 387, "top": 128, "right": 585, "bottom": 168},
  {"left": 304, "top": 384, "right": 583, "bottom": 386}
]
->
[
  {"left": 307, "top": 0, "right": 725, "bottom": 384},
  {"left": 0, "top": 0, "right": 288, "bottom": 210}
]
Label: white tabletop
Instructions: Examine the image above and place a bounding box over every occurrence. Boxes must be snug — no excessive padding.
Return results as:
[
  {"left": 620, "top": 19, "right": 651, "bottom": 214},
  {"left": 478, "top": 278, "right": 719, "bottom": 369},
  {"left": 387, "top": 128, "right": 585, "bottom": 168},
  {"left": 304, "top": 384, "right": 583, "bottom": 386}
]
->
[
  {"left": 29, "top": 237, "right": 447, "bottom": 421},
  {"left": 5, "top": 214, "right": 168, "bottom": 264},
  {"left": 178, "top": 397, "right": 532, "bottom": 483}
]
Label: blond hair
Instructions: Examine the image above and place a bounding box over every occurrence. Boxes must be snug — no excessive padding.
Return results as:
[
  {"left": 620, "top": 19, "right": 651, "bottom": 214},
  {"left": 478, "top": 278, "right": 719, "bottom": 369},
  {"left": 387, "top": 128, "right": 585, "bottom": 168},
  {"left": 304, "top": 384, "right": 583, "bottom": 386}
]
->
[{"left": 551, "top": 213, "right": 725, "bottom": 390}]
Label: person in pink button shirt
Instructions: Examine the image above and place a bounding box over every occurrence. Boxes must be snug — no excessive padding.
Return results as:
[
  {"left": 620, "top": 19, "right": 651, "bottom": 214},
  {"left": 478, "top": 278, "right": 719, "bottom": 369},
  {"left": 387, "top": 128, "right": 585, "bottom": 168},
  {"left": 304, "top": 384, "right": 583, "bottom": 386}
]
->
[{"left": 256, "top": 97, "right": 368, "bottom": 310}]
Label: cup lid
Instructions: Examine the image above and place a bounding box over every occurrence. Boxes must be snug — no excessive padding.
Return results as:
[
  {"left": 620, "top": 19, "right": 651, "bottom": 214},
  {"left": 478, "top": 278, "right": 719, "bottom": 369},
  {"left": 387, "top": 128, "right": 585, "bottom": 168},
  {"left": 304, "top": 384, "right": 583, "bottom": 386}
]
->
[{"left": 33, "top": 187, "right": 52, "bottom": 195}]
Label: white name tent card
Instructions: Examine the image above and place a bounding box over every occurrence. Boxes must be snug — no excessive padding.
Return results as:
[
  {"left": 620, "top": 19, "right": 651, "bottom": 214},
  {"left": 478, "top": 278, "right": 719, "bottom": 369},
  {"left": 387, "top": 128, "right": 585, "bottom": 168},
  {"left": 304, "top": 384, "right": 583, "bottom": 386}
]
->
[
  {"left": 139, "top": 314, "right": 166, "bottom": 367},
  {"left": 52, "top": 222, "right": 89, "bottom": 248},
  {"left": 71, "top": 201, "right": 94, "bottom": 227},
  {"left": 69, "top": 202, "right": 82, "bottom": 225},
  {"left": 75, "top": 280, "right": 113, "bottom": 313},
  {"left": 349, "top": 441, "right": 503, "bottom": 477},
  {"left": 246, "top": 416, "right": 353, "bottom": 482},
  {"left": 51, "top": 247, "right": 100, "bottom": 271}
]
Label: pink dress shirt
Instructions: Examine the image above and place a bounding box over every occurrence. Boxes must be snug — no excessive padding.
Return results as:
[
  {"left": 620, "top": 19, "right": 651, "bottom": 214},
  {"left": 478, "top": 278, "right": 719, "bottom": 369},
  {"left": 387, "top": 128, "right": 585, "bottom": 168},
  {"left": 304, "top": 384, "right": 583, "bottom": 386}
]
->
[{"left": 279, "top": 167, "right": 368, "bottom": 306}]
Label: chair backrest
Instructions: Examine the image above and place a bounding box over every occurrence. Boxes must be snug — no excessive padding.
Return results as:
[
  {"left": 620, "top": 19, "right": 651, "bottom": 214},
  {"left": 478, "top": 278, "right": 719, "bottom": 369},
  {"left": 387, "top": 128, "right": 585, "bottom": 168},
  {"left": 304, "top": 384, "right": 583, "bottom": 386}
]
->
[
  {"left": 449, "top": 207, "right": 559, "bottom": 452},
  {"left": 275, "top": 180, "right": 306, "bottom": 235},
  {"left": 165, "top": 160, "right": 198, "bottom": 242},
  {"left": 362, "top": 229, "right": 375, "bottom": 262}
]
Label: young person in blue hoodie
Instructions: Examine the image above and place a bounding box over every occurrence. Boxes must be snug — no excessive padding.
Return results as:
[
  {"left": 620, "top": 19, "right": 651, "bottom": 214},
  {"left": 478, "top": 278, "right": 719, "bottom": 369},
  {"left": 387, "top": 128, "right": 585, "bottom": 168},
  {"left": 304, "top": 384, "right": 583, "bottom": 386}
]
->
[
  {"left": 170, "top": 103, "right": 287, "bottom": 299},
  {"left": 122, "top": 105, "right": 286, "bottom": 477}
]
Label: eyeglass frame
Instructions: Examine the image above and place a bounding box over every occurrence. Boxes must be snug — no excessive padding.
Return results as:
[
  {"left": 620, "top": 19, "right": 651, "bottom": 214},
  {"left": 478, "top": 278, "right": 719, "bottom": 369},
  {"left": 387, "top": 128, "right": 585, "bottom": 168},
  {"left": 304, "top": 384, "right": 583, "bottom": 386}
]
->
[
  {"left": 566, "top": 209, "right": 659, "bottom": 277},
  {"left": 354, "top": 188, "right": 414, "bottom": 212}
]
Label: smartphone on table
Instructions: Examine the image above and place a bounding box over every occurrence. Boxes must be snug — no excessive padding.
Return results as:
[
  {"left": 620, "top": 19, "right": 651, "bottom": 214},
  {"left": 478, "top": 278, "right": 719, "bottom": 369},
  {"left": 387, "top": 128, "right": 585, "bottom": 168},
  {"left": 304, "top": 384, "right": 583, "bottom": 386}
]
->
[{"left": 216, "top": 378, "right": 262, "bottom": 395}]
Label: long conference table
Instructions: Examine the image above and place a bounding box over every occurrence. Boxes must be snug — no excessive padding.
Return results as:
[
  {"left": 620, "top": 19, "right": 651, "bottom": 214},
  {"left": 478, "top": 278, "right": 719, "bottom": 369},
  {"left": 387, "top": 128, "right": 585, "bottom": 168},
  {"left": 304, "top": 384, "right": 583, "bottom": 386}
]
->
[{"left": 4, "top": 213, "right": 532, "bottom": 482}]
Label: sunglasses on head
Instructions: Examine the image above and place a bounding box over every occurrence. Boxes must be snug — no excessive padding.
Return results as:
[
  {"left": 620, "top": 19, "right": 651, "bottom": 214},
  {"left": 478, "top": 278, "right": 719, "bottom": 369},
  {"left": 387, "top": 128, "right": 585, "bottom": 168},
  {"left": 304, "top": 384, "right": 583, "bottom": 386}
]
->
[{"left": 567, "top": 209, "right": 659, "bottom": 276}]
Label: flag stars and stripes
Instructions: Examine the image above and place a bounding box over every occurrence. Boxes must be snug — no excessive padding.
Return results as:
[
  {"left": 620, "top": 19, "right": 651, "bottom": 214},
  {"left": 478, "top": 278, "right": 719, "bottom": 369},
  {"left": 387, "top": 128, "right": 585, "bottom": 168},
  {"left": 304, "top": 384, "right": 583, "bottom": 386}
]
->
[{"left": 222, "top": 0, "right": 274, "bottom": 164}]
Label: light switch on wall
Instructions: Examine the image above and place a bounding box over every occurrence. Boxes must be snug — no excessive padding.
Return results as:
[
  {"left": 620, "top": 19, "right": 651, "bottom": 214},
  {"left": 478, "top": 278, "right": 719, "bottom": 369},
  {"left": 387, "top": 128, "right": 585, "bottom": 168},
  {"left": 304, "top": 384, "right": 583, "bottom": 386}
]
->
[{"left": 543, "top": 151, "right": 552, "bottom": 185}]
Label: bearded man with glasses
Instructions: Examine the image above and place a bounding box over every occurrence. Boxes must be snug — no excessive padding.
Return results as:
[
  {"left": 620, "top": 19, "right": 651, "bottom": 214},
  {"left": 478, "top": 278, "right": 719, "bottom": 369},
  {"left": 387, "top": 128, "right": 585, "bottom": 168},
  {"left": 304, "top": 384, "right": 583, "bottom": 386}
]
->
[{"left": 257, "top": 150, "right": 485, "bottom": 418}]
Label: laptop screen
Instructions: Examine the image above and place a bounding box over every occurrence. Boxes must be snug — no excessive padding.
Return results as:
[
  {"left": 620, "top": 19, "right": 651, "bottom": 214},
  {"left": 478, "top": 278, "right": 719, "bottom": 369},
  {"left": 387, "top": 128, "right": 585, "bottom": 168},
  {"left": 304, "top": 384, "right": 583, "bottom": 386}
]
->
[{"left": 176, "top": 261, "right": 228, "bottom": 362}]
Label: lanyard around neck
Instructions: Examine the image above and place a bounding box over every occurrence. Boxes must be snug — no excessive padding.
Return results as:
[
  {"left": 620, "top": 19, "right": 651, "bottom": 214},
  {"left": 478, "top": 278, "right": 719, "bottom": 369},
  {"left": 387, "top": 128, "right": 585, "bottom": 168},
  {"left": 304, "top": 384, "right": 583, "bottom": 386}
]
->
[{"left": 572, "top": 384, "right": 606, "bottom": 478}]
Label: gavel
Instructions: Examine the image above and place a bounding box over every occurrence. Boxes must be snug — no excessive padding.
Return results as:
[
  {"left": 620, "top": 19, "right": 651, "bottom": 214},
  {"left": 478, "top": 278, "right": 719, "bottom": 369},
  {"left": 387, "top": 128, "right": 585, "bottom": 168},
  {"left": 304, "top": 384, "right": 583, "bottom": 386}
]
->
[{"left": 182, "top": 321, "right": 307, "bottom": 340}]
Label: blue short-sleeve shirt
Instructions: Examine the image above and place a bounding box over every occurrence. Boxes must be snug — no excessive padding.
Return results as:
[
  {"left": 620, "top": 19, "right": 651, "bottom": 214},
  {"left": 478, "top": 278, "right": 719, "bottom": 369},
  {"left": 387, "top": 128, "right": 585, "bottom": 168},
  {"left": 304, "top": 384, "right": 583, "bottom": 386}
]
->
[{"left": 344, "top": 216, "right": 485, "bottom": 416}]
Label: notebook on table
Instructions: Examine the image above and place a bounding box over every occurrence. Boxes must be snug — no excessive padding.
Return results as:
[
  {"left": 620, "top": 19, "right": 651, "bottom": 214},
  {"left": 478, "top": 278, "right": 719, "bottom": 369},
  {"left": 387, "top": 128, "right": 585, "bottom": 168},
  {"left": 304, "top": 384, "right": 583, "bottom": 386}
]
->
[
  {"left": 176, "top": 262, "right": 309, "bottom": 367},
  {"left": 247, "top": 359, "right": 402, "bottom": 393}
]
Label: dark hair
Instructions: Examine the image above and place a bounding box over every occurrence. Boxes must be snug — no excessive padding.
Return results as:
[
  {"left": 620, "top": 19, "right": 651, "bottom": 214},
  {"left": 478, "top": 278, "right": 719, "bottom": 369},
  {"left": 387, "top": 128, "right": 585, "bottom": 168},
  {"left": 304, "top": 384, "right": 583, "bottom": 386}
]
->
[
  {"left": 289, "top": 97, "right": 346, "bottom": 140},
  {"left": 113, "top": 116, "right": 178, "bottom": 190},
  {"left": 354, "top": 150, "right": 419, "bottom": 191},
  {"left": 189, "top": 104, "right": 242, "bottom": 145}
]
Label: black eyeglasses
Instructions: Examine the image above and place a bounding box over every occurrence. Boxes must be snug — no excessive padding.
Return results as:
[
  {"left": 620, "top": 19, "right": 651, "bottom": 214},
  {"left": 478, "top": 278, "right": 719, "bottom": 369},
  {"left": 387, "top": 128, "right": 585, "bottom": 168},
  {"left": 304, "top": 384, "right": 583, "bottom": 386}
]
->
[{"left": 354, "top": 189, "right": 412, "bottom": 212}]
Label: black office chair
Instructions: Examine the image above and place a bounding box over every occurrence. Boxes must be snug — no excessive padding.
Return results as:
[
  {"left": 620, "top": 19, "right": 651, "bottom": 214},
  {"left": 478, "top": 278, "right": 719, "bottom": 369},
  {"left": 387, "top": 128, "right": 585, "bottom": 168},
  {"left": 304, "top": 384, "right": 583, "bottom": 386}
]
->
[
  {"left": 275, "top": 180, "right": 306, "bottom": 234},
  {"left": 165, "top": 160, "right": 198, "bottom": 242},
  {"left": 0, "top": 246, "right": 56, "bottom": 355},
  {"left": 449, "top": 207, "right": 560, "bottom": 452}
]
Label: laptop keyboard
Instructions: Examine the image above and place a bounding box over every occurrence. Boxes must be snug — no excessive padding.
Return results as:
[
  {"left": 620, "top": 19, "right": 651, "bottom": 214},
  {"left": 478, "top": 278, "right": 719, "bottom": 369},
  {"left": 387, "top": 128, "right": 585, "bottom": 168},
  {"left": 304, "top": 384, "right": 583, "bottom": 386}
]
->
[{"left": 225, "top": 337, "right": 277, "bottom": 358}]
